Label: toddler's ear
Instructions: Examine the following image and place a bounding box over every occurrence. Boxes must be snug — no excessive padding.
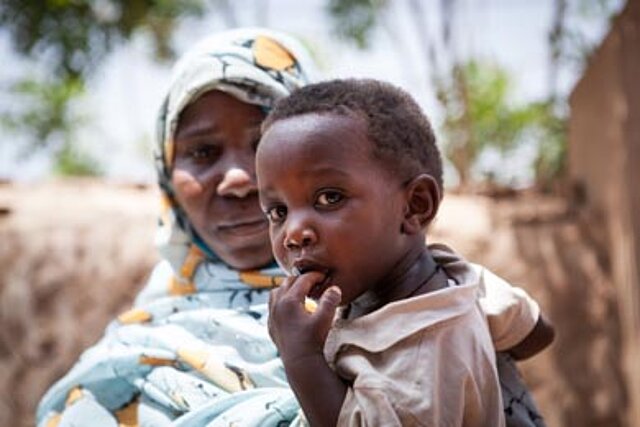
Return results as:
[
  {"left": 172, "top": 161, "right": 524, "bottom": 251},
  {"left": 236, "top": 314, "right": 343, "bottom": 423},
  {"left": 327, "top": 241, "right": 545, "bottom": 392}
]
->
[{"left": 401, "top": 174, "right": 441, "bottom": 235}]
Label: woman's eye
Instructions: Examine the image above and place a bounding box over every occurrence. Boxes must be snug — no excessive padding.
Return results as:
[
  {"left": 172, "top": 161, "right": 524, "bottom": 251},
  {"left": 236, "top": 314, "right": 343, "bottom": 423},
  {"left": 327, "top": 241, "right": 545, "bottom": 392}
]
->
[
  {"left": 266, "top": 206, "right": 287, "bottom": 222},
  {"left": 187, "top": 145, "right": 221, "bottom": 161},
  {"left": 316, "top": 191, "right": 344, "bottom": 207}
]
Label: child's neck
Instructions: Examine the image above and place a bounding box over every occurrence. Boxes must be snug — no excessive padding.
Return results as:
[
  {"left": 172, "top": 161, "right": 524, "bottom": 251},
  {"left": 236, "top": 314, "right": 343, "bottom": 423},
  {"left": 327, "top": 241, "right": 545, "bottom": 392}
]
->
[{"left": 346, "top": 247, "right": 448, "bottom": 319}]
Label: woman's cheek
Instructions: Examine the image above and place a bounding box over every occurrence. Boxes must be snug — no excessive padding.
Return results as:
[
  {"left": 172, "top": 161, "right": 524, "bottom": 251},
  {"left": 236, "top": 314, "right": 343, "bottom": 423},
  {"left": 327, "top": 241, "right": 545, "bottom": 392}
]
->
[{"left": 172, "top": 168, "right": 204, "bottom": 200}]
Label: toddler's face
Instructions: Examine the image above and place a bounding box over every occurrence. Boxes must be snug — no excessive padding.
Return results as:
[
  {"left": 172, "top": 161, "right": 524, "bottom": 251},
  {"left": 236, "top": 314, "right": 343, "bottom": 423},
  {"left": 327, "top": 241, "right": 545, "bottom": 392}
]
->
[{"left": 257, "top": 113, "right": 408, "bottom": 304}]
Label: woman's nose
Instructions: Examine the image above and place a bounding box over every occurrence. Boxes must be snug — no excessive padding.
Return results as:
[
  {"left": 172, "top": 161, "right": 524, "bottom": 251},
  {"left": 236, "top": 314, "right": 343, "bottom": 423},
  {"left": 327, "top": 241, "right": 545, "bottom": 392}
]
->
[
  {"left": 216, "top": 167, "right": 256, "bottom": 198},
  {"left": 284, "top": 219, "right": 317, "bottom": 250}
]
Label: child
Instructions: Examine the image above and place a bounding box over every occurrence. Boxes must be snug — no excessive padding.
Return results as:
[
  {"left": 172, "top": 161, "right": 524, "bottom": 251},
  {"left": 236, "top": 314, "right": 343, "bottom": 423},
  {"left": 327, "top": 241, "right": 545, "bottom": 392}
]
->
[{"left": 256, "top": 78, "right": 552, "bottom": 426}]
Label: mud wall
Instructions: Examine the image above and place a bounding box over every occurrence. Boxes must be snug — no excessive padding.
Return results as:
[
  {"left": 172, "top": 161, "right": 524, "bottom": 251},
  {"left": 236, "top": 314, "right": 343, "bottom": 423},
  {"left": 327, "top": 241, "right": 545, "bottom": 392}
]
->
[
  {"left": 568, "top": 1, "right": 640, "bottom": 424},
  {"left": 0, "top": 180, "right": 159, "bottom": 427}
]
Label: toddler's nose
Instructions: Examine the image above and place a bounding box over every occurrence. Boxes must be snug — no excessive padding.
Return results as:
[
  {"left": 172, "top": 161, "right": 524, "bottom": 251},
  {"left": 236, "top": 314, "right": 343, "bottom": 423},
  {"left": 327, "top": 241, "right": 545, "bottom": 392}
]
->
[{"left": 284, "top": 223, "right": 317, "bottom": 250}]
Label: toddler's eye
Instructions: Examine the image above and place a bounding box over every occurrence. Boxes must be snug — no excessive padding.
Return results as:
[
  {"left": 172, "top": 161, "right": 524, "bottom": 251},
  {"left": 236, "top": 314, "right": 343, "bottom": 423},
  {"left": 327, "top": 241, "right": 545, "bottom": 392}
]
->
[
  {"left": 266, "top": 205, "right": 287, "bottom": 222},
  {"left": 316, "top": 191, "right": 344, "bottom": 207}
]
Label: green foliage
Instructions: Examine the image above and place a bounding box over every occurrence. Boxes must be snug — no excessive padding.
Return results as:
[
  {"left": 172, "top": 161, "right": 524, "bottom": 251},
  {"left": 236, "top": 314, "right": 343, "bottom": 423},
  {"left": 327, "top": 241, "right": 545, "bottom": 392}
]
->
[
  {"left": 327, "top": 0, "right": 387, "bottom": 49},
  {"left": 2, "top": 74, "right": 104, "bottom": 175},
  {"left": 53, "top": 141, "right": 103, "bottom": 177},
  {"left": 0, "top": 0, "right": 206, "bottom": 78},
  {"left": 3, "top": 76, "right": 85, "bottom": 149},
  {"left": 1, "top": 0, "right": 614, "bottom": 182},
  {"left": 438, "top": 60, "right": 549, "bottom": 186},
  {"left": 531, "top": 102, "right": 568, "bottom": 191},
  {"left": 324, "top": 0, "right": 618, "bottom": 190},
  {"left": 0, "top": 0, "right": 205, "bottom": 175}
]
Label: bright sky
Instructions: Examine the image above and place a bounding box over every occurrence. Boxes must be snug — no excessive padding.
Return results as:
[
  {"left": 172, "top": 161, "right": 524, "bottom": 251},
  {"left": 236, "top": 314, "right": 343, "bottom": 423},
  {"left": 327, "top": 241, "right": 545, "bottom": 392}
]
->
[{"left": 0, "top": 0, "right": 623, "bottom": 183}]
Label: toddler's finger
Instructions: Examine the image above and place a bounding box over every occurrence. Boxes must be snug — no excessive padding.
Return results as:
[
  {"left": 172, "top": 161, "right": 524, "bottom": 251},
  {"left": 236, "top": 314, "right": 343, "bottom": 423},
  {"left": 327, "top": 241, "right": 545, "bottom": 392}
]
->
[
  {"left": 314, "top": 286, "right": 341, "bottom": 325},
  {"left": 289, "top": 271, "right": 326, "bottom": 300},
  {"left": 278, "top": 276, "right": 296, "bottom": 291},
  {"left": 268, "top": 286, "right": 283, "bottom": 317}
]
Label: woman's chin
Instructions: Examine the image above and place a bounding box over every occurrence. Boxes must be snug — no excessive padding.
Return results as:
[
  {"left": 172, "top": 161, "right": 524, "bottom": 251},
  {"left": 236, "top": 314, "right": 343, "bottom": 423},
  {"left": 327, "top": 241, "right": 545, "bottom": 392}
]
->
[{"left": 215, "top": 244, "right": 274, "bottom": 271}]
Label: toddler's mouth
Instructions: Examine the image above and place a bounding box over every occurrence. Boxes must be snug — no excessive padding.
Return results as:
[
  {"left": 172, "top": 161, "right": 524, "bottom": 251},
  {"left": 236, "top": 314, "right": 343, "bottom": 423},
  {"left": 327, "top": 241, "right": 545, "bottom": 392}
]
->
[{"left": 291, "top": 265, "right": 333, "bottom": 301}]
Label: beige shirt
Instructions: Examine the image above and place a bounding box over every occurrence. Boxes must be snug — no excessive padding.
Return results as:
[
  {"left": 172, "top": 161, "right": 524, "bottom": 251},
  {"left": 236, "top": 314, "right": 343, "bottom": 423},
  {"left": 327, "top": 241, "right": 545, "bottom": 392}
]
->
[
  {"left": 475, "top": 264, "right": 540, "bottom": 351},
  {"left": 324, "top": 248, "right": 511, "bottom": 427},
  {"left": 429, "top": 243, "right": 541, "bottom": 352}
]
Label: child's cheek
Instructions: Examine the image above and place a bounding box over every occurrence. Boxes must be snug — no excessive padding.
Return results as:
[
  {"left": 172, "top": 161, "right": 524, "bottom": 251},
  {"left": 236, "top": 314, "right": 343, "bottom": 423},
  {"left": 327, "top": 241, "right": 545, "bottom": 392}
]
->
[{"left": 172, "top": 169, "right": 203, "bottom": 199}]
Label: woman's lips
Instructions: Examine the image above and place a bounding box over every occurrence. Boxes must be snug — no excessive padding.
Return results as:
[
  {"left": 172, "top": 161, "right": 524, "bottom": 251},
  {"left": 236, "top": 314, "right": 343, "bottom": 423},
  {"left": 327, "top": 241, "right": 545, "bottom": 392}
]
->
[{"left": 216, "top": 217, "right": 269, "bottom": 236}]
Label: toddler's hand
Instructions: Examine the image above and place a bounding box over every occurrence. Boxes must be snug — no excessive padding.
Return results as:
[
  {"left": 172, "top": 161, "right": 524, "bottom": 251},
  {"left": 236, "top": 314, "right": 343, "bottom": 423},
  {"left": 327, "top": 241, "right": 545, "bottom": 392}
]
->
[{"left": 268, "top": 272, "right": 341, "bottom": 363}]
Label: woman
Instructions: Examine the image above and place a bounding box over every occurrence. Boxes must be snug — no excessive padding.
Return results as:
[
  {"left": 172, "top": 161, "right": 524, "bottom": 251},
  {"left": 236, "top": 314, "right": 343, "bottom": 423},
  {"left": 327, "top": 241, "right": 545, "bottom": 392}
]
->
[
  {"left": 37, "top": 28, "right": 317, "bottom": 426},
  {"left": 37, "top": 27, "right": 547, "bottom": 427}
]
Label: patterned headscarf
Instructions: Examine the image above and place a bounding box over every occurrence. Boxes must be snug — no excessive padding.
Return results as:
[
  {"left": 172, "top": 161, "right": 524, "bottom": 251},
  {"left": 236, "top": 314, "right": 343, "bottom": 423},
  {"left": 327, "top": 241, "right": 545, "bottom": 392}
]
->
[{"left": 153, "top": 28, "right": 318, "bottom": 284}]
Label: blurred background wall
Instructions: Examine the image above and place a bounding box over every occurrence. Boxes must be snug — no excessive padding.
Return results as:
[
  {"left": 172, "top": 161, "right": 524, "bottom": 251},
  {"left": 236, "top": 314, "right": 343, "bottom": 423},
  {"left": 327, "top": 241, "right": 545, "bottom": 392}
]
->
[{"left": 569, "top": 1, "right": 640, "bottom": 423}]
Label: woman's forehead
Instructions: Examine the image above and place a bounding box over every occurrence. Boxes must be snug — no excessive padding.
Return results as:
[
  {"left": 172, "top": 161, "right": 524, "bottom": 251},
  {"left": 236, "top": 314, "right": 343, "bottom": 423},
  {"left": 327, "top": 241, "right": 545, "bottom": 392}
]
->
[{"left": 175, "top": 90, "right": 265, "bottom": 137}]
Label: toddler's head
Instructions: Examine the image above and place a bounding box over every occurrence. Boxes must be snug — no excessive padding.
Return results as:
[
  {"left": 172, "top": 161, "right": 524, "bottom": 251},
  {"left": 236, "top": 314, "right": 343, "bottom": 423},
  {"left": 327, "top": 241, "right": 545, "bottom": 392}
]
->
[{"left": 257, "top": 78, "right": 443, "bottom": 304}]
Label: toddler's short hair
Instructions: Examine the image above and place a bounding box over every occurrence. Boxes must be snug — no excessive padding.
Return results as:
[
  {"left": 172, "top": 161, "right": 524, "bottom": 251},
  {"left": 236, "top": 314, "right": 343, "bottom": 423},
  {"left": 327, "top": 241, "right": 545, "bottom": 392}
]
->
[{"left": 262, "top": 78, "right": 443, "bottom": 190}]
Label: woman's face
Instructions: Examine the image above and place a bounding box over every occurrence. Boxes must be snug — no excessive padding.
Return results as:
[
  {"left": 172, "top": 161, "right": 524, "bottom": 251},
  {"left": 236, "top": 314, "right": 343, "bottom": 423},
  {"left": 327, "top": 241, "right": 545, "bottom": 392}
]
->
[{"left": 171, "top": 90, "right": 273, "bottom": 270}]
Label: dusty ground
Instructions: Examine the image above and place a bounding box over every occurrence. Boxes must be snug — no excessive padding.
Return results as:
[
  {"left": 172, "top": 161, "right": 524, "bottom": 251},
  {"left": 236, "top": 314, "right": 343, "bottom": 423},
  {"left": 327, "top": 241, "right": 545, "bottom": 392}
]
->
[{"left": 0, "top": 180, "right": 627, "bottom": 426}]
